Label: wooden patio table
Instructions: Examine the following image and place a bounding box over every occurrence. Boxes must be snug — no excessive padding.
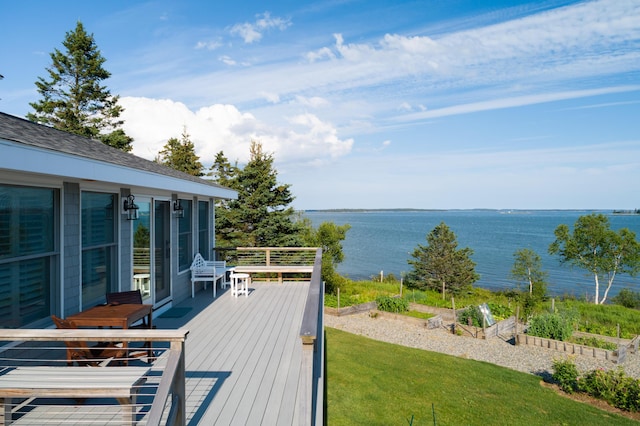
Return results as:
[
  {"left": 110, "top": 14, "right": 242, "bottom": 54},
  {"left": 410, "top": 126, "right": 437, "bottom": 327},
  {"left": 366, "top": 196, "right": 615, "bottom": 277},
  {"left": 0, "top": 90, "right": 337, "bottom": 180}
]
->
[{"left": 67, "top": 304, "right": 153, "bottom": 363}]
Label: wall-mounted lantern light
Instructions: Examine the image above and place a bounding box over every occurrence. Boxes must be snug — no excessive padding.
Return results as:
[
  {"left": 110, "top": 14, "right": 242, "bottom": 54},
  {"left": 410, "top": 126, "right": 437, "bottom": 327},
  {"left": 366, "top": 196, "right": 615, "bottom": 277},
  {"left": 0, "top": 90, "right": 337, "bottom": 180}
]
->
[
  {"left": 173, "top": 199, "right": 184, "bottom": 219},
  {"left": 123, "top": 194, "right": 139, "bottom": 220}
]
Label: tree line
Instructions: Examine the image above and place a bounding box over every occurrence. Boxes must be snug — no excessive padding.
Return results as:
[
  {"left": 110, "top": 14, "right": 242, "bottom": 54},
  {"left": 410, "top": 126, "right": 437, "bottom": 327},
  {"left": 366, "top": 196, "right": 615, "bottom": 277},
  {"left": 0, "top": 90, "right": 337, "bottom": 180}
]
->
[{"left": 404, "top": 214, "right": 640, "bottom": 305}]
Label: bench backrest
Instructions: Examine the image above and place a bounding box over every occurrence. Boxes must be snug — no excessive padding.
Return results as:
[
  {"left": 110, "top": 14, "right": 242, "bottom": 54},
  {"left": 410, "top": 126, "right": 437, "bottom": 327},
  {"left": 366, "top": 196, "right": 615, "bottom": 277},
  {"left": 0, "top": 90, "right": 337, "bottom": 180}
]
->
[
  {"left": 210, "top": 260, "right": 226, "bottom": 269},
  {"left": 190, "top": 253, "right": 208, "bottom": 272}
]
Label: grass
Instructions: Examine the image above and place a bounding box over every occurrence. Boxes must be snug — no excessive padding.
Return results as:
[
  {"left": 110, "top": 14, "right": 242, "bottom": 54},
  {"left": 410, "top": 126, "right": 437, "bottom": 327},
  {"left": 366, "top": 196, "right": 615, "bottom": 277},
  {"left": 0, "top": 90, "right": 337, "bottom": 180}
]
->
[
  {"left": 402, "top": 310, "right": 434, "bottom": 320},
  {"left": 328, "top": 279, "right": 640, "bottom": 338},
  {"left": 552, "top": 300, "right": 640, "bottom": 338},
  {"left": 326, "top": 327, "right": 637, "bottom": 425}
]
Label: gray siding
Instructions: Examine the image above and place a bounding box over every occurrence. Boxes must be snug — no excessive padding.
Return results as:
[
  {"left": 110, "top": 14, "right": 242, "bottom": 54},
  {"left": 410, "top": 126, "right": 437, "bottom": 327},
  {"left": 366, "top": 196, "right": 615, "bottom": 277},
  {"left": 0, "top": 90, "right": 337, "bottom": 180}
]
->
[{"left": 62, "top": 182, "right": 80, "bottom": 315}]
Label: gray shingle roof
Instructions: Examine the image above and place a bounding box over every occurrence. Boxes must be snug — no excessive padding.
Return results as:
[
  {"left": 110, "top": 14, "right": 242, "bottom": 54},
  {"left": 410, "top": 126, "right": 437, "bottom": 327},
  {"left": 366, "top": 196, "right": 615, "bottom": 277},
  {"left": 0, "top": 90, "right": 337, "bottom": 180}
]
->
[{"left": 0, "top": 111, "right": 228, "bottom": 191}]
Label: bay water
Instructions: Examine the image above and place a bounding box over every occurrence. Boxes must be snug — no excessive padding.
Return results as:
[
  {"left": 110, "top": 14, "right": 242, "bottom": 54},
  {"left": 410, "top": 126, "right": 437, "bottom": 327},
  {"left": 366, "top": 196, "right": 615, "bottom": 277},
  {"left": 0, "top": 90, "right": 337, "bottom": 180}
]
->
[{"left": 303, "top": 210, "right": 640, "bottom": 299}]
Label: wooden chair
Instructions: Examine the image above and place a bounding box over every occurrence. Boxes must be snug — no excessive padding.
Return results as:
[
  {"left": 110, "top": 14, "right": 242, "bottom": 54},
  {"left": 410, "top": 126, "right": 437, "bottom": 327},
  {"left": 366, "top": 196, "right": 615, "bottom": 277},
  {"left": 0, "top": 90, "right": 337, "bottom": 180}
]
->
[
  {"left": 51, "top": 315, "right": 125, "bottom": 367},
  {"left": 106, "top": 290, "right": 151, "bottom": 328},
  {"left": 105, "top": 290, "right": 155, "bottom": 361}
]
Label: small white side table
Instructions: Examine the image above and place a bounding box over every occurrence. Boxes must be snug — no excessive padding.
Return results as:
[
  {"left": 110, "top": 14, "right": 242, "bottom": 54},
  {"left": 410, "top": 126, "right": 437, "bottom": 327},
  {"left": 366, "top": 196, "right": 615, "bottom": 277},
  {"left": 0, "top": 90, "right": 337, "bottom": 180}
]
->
[
  {"left": 133, "top": 273, "right": 151, "bottom": 296},
  {"left": 230, "top": 273, "right": 249, "bottom": 297}
]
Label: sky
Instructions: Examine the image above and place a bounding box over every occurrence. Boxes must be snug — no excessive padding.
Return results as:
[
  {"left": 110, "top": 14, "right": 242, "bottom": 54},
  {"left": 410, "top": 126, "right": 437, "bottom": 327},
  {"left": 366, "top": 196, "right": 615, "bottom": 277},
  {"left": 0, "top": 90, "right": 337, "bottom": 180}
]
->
[{"left": 1, "top": 0, "right": 639, "bottom": 210}]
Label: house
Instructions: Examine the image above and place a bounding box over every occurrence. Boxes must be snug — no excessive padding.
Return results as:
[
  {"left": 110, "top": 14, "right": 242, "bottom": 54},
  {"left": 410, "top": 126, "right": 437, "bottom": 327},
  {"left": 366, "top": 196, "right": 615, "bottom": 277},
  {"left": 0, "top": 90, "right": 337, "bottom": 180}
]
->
[{"left": 0, "top": 112, "right": 237, "bottom": 328}]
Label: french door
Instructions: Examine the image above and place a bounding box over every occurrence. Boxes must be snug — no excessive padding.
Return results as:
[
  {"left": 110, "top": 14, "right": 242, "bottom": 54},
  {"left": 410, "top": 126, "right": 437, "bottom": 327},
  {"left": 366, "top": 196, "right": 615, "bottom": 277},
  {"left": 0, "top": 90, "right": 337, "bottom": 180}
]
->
[
  {"left": 132, "top": 198, "right": 171, "bottom": 306},
  {"left": 154, "top": 200, "right": 171, "bottom": 304}
]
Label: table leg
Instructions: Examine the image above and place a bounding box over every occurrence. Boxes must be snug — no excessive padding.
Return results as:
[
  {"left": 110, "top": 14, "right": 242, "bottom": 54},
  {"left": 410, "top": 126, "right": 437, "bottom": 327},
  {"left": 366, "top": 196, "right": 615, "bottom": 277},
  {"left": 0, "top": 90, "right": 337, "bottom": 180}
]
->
[
  {"left": 2, "top": 397, "right": 12, "bottom": 426},
  {"left": 117, "top": 396, "right": 135, "bottom": 425},
  {"left": 146, "top": 312, "right": 154, "bottom": 362}
]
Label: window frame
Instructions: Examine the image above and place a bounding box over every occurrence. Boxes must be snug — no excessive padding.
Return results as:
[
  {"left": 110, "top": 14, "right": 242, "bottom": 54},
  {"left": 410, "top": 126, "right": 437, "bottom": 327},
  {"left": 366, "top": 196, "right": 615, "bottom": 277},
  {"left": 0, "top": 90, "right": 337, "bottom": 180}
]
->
[
  {"left": 0, "top": 183, "right": 60, "bottom": 328},
  {"left": 80, "top": 191, "right": 118, "bottom": 309},
  {"left": 177, "top": 198, "right": 193, "bottom": 272}
]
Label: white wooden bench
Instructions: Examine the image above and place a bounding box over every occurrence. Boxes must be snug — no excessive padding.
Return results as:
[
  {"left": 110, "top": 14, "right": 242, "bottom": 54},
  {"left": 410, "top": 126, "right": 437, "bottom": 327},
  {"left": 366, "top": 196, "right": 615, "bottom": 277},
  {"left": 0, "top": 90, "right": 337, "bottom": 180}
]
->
[
  {"left": 0, "top": 366, "right": 149, "bottom": 425},
  {"left": 190, "top": 253, "right": 226, "bottom": 298}
]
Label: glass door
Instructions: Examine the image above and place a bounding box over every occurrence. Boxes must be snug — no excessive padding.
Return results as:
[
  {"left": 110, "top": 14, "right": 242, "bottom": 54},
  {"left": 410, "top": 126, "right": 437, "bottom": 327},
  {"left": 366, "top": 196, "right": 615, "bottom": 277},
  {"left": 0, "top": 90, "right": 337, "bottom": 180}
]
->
[
  {"left": 133, "top": 200, "right": 152, "bottom": 303},
  {"left": 154, "top": 200, "right": 171, "bottom": 303}
]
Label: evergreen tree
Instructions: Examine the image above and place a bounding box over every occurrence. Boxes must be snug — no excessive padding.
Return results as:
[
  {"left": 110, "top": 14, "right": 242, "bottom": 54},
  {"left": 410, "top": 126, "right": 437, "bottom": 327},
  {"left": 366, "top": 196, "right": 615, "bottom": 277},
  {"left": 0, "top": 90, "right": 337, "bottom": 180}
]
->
[
  {"left": 215, "top": 141, "right": 304, "bottom": 248},
  {"left": 157, "top": 128, "right": 203, "bottom": 176},
  {"left": 407, "top": 222, "right": 479, "bottom": 298},
  {"left": 209, "top": 151, "right": 238, "bottom": 188},
  {"left": 27, "top": 21, "right": 133, "bottom": 151}
]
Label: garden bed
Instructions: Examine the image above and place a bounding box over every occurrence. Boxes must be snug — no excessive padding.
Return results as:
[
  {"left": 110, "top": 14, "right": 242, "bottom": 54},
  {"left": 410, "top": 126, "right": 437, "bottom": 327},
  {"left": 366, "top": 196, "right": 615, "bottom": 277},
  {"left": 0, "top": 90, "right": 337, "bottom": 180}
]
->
[
  {"left": 516, "top": 333, "right": 625, "bottom": 363},
  {"left": 455, "top": 316, "right": 518, "bottom": 340},
  {"left": 371, "top": 309, "right": 442, "bottom": 329}
]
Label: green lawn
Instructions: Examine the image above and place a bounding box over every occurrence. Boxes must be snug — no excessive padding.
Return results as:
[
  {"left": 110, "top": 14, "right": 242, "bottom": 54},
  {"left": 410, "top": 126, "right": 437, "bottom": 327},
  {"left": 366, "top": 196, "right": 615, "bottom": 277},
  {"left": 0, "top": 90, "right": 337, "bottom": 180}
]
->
[{"left": 325, "top": 327, "right": 638, "bottom": 426}]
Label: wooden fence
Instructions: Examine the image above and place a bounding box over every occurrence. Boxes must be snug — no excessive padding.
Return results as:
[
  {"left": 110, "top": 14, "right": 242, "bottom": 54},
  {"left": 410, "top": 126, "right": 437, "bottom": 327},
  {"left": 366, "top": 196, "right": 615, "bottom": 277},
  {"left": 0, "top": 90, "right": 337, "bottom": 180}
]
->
[{"left": 455, "top": 316, "right": 518, "bottom": 340}]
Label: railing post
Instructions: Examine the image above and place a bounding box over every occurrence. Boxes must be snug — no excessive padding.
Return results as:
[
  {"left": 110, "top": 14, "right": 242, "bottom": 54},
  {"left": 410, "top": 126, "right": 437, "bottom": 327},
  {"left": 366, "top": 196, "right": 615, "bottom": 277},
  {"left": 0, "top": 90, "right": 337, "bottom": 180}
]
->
[{"left": 172, "top": 339, "right": 186, "bottom": 426}]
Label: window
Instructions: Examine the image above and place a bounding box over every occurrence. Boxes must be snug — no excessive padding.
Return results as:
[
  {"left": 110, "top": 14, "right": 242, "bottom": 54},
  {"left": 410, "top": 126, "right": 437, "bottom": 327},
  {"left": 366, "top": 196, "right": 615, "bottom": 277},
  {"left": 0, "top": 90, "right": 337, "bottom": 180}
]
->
[
  {"left": 198, "top": 201, "right": 209, "bottom": 259},
  {"left": 178, "top": 199, "right": 193, "bottom": 271},
  {"left": 81, "top": 192, "right": 117, "bottom": 308},
  {"left": 0, "top": 184, "right": 58, "bottom": 328}
]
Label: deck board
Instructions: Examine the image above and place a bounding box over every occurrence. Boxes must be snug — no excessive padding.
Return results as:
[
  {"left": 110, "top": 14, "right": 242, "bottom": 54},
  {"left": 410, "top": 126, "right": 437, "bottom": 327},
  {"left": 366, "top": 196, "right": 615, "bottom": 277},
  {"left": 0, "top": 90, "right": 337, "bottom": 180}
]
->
[{"left": 155, "top": 281, "right": 309, "bottom": 425}]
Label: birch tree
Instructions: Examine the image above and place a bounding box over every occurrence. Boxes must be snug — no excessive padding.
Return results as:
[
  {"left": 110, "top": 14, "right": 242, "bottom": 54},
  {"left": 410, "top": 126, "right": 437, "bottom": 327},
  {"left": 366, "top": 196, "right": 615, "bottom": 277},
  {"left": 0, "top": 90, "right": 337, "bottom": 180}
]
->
[
  {"left": 510, "top": 248, "right": 547, "bottom": 298},
  {"left": 549, "top": 213, "right": 640, "bottom": 304}
]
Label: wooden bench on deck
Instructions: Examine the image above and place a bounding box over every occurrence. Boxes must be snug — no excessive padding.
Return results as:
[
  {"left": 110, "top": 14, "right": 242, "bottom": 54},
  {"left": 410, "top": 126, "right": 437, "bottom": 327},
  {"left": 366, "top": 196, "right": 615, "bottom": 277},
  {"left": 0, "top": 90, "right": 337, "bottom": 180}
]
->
[
  {"left": 233, "top": 265, "right": 314, "bottom": 284},
  {"left": 0, "top": 366, "right": 149, "bottom": 425}
]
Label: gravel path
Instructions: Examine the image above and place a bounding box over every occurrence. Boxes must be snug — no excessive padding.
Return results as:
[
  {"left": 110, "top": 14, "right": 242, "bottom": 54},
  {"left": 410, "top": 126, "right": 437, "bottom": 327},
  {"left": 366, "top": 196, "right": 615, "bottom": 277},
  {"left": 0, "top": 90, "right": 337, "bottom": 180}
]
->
[{"left": 325, "top": 312, "right": 640, "bottom": 379}]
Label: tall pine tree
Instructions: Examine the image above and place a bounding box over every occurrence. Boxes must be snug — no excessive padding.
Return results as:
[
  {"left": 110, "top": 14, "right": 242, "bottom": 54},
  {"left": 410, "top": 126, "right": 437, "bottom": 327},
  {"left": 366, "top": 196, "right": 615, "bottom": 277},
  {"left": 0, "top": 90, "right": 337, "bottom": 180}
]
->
[
  {"left": 214, "top": 141, "right": 304, "bottom": 248},
  {"left": 157, "top": 128, "right": 203, "bottom": 176},
  {"left": 27, "top": 21, "right": 133, "bottom": 151},
  {"left": 407, "top": 222, "right": 479, "bottom": 298}
]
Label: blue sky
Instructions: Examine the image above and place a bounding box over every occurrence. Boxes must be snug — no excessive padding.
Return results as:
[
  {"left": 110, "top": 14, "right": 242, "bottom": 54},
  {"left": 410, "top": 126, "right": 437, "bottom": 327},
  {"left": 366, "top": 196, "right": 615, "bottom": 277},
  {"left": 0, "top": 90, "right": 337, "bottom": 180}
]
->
[{"left": 2, "top": 0, "right": 639, "bottom": 210}]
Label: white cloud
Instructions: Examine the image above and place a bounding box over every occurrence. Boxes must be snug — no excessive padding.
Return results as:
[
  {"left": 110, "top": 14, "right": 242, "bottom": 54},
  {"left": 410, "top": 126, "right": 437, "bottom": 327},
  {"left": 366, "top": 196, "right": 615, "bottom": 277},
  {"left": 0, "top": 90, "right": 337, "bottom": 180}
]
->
[
  {"left": 218, "top": 55, "right": 237, "bottom": 66},
  {"left": 305, "top": 46, "right": 335, "bottom": 62},
  {"left": 195, "top": 40, "right": 222, "bottom": 50},
  {"left": 118, "top": 96, "right": 353, "bottom": 166},
  {"left": 229, "top": 12, "right": 291, "bottom": 43},
  {"left": 293, "top": 95, "right": 329, "bottom": 108},
  {"left": 394, "top": 86, "right": 640, "bottom": 122},
  {"left": 259, "top": 91, "right": 280, "bottom": 104}
]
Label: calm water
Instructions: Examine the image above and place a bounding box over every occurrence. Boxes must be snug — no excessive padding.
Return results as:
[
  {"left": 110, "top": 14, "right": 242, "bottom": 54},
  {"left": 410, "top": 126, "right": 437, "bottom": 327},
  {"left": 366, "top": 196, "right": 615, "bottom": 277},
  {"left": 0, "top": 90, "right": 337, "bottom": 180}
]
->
[{"left": 304, "top": 210, "right": 640, "bottom": 299}]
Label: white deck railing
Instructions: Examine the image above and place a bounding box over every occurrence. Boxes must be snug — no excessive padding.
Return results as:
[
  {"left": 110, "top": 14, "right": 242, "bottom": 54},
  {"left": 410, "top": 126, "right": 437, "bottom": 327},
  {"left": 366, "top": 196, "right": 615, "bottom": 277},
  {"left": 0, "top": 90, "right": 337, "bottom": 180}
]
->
[{"left": 0, "top": 328, "right": 188, "bottom": 426}]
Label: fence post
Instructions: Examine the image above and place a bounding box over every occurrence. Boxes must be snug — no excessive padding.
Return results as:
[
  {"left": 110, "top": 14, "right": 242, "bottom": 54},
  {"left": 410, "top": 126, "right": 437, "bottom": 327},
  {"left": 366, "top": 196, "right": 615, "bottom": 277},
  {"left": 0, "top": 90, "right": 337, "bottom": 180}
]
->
[
  {"left": 515, "top": 306, "right": 520, "bottom": 341},
  {"left": 337, "top": 288, "right": 340, "bottom": 315},
  {"left": 451, "top": 297, "right": 456, "bottom": 335}
]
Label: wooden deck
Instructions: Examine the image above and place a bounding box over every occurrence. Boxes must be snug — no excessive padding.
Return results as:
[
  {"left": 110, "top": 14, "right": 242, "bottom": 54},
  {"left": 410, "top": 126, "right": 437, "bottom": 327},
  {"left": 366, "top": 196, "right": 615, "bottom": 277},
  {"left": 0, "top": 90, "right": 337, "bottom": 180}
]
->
[{"left": 155, "top": 281, "right": 310, "bottom": 425}]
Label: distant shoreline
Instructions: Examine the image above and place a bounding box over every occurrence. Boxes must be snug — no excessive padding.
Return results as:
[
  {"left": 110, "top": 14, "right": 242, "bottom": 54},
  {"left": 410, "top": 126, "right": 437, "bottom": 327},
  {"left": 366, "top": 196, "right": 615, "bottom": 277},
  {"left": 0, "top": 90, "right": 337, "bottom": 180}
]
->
[{"left": 303, "top": 208, "right": 617, "bottom": 213}]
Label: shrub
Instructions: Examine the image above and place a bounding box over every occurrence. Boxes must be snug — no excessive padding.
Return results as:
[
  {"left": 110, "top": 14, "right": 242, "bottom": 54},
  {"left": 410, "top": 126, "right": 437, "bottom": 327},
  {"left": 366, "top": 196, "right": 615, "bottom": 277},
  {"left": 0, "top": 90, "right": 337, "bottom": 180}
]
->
[
  {"left": 376, "top": 296, "right": 409, "bottom": 313},
  {"left": 612, "top": 288, "right": 640, "bottom": 309},
  {"left": 458, "top": 305, "right": 483, "bottom": 327},
  {"left": 552, "top": 361, "right": 640, "bottom": 412},
  {"left": 487, "top": 302, "right": 512, "bottom": 321},
  {"left": 527, "top": 312, "right": 575, "bottom": 341},
  {"left": 577, "top": 368, "right": 637, "bottom": 411},
  {"left": 552, "top": 359, "right": 579, "bottom": 393}
]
